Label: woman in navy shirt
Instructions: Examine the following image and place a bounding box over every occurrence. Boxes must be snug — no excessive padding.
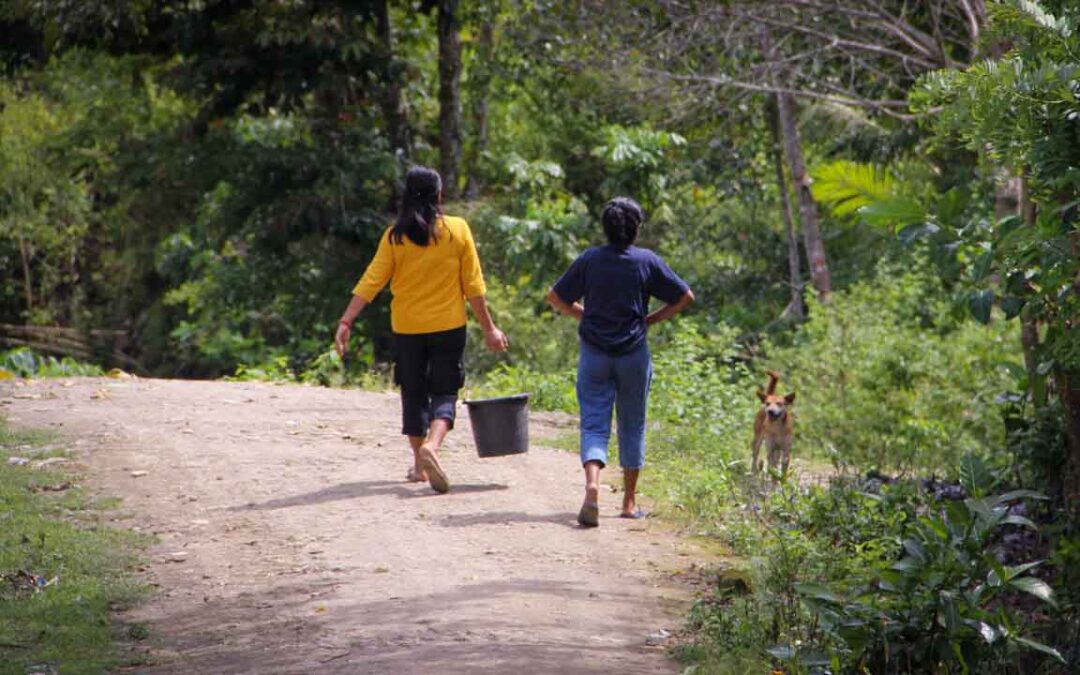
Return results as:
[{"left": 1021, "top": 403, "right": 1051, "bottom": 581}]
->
[{"left": 548, "top": 197, "right": 694, "bottom": 527}]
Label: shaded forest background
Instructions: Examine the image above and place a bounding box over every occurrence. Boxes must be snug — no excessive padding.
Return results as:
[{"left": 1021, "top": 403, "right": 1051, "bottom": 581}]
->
[{"left": 2, "top": 1, "right": 1079, "bottom": 672}]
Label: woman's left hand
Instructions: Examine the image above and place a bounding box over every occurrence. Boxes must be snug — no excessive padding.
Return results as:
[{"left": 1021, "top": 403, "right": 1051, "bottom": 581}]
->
[{"left": 484, "top": 327, "right": 509, "bottom": 353}]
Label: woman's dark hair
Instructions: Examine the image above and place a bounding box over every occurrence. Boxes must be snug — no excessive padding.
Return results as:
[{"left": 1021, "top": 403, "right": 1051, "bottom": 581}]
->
[
  {"left": 601, "top": 197, "right": 644, "bottom": 249},
  {"left": 392, "top": 166, "right": 442, "bottom": 246}
]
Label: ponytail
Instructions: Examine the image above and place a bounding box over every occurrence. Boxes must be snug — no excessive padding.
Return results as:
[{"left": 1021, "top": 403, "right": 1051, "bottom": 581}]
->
[
  {"left": 392, "top": 166, "right": 442, "bottom": 246},
  {"left": 601, "top": 197, "right": 644, "bottom": 250}
]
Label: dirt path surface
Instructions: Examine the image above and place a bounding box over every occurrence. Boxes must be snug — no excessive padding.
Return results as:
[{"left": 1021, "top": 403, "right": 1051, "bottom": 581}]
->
[{"left": 3, "top": 377, "right": 708, "bottom": 674}]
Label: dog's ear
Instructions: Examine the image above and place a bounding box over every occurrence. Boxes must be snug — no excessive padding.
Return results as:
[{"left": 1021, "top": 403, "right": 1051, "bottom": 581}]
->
[
  {"left": 756, "top": 390, "right": 767, "bottom": 402},
  {"left": 784, "top": 392, "right": 796, "bottom": 405}
]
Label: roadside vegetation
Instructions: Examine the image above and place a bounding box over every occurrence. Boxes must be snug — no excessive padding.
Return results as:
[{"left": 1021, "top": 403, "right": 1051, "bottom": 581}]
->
[{"left": 0, "top": 416, "right": 148, "bottom": 674}]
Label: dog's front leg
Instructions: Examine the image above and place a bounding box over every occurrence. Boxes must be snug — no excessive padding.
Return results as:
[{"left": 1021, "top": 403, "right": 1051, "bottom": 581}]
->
[
  {"left": 751, "top": 434, "right": 763, "bottom": 474},
  {"left": 767, "top": 441, "right": 779, "bottom": 474}
]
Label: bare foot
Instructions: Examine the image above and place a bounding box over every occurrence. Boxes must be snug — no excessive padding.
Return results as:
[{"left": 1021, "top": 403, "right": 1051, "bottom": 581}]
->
[
  {"left": 406, "top": 466, "right": 428, "bottom": 482},
  {"left": 578, "top": 482, "right": 600, "bottom": 527},
  {"left": 417, "top": 445, "right": 450, "bottom": 493},
  {"left": 585, "top": 482, "right": 600, "bottom": 506}
]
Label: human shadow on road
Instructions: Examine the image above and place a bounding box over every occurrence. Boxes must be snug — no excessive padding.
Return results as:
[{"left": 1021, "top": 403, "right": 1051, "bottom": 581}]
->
[
  {"left": 438, "top": 511, "right": 579, "bottom": 529},
  {"left": 230, "top": 480, "right": 507, "bottom": 511},
  {"left": 401, "top": 483, "right": 509, "bottom": 499}
]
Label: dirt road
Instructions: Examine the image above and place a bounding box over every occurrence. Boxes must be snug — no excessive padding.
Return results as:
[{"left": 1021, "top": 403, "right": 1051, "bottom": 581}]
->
[{"left": 2, "top": 377, "right": 707, "bottom": 674}]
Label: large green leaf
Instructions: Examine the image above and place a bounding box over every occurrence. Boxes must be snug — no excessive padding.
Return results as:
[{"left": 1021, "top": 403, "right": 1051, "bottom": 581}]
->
[
  {"left": 812, "top": 160, "right": 895, "bottom": 216},
  {"left": 969, "top": 289, "right": 995, "bottom": 324},
  {"left": 1000, "top": 296, "right": 1026, "bottom": 319},
  {"left": 897, "top": 222, "right": 941, "bottom": 245},
  {"left": 795, "top": 583, "right": 842, "bottom": 603},
  {"left": 1011, "top": 635, "right": 1066, "bottom": 663},
  {"left": 994, "top": 489, "right": 1049, "bottom": 504},
  {"left": 959, "top": 452, "right": 993, "bottom": 497},
  {"left": 860, "top": 197, "right": 926, "bottom": 226},
  {"left": 1009, "top": 576, "right": 1057, "bottom": 607}
]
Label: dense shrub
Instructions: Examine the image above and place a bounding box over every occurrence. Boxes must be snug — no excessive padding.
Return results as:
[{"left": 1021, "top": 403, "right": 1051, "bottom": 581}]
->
[{"left": 768, "top": 263, "right": 1019, "bottom": 474}]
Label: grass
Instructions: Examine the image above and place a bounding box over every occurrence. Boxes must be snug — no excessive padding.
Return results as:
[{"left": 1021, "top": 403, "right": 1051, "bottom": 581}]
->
[{"left": 0, "top": 418, "right": 149, "bottom": 675}]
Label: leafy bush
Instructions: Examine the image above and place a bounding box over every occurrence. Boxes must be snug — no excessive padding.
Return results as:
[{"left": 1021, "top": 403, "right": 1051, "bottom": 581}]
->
[
  {"left": 684, "top": 469, "right": 1066, "bottom": 674},
  {"left": 794, "top": 490, "right": 1062, "bottom": 673},
  {"left": 768, "top": 263, "right": 1020, "bottom": 473},
  {"left": 1, "top": 348, "right": 103, "bottom": 378}
]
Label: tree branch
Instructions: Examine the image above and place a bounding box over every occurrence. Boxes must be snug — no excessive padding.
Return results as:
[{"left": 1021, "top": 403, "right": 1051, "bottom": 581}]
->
[{"left": 642, "top": 68, "right": 919, "bottom": 120}]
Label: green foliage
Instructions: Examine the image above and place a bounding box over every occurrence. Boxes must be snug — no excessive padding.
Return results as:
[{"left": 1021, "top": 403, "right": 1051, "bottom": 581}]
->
[
  {"left": 0, "top": 77, "right": 90, "bottom": 326},
  {"left": 0, "top": 418, "right": 147, "bottom": 673},
  {"left": 1, "top": 348, "right": 103, "bottom": 378},
  {"left": 795, "top": 491, "right": 1062, "bottom": 673},
  {"left": 468, "top": 157, "right": 590, "bottom": 286},
  {"left": 643, "top": 321, "right": 757, "bottom": 520},
  {"left": 811, "top": 159, "right": 927, "bottom": 227},
  {"left": 470, "top": 363, "right": 577, "bottom": 412},
  {"left": 768, "top": 264, "right": 1020, "bottom": 473},
  {"left": 684, "top": 468, "right": 1066, "bottom": 674},
  {"left": 681, "top": 476, "right": 917, "bottom": 673},
  {"left": 591, "top": 124, "right": 686, "bottom": 220}
]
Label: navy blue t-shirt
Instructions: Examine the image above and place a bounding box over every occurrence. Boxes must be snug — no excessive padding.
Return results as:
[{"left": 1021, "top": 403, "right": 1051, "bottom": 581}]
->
[{"left": 552, "top": 245, "right": 690, "bottom": 355}]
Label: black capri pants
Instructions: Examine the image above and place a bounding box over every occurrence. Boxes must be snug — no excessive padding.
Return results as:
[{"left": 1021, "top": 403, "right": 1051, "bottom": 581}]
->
[{"left": 392, "top": 326, "right": 467, "bottom": 437}]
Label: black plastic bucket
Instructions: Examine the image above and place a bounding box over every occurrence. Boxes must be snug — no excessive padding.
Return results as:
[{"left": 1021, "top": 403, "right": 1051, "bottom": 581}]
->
[{"left": 464, "top": 393, "right": 529, "bottom": 458}]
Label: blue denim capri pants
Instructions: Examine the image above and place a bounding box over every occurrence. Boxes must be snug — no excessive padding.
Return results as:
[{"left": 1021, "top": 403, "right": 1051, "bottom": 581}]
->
[{"left": 577, "top": 340, "right": 652, "bottom": 470}]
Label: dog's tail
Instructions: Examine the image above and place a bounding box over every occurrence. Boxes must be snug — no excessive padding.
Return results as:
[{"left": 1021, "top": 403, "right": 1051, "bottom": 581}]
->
[{"left": 765, "top": 370, "right": 781, "bottom": 395}]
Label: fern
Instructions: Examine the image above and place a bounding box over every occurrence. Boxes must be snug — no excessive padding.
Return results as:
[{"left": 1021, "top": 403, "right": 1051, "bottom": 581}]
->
[
  {"left": 811, "top": 161, "right": 894, "bottom": 216},
  {"left": 812, "top": 160, "right": 927, "bottom": 227}
]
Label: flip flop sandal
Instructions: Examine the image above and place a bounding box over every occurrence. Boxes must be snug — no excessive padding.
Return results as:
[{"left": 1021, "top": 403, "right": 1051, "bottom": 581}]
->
[
  {"left": 577, "top": 501, "right": 600, "bottom": 528},
  {"left": 417, "top": 447, "right": 450, "bottom": 494},
  {"left": 406, "top": 467, "right": 428, "bottom": 483},
  {"left": 619, "top": 508, "right": 649, "bottom": 520}
]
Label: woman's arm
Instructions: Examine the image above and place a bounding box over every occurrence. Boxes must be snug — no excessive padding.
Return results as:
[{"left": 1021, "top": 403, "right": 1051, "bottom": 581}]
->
[
  {"left": 547, "top": 290, "right": 584, "bottom": 321},
  {"left": 467, "top": 295, "right": 509, "bottom": 352},
  {"left": 646, "top": 290, "right": 694, "bottom": 327},
  {"left": 334, "top": 295, "right": 369, "bottom": 358}
]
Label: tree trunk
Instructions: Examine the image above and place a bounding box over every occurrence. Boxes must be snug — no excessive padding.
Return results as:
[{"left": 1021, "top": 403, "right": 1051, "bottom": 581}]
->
[
  {"left": 776, "top": 92, "right": 831, "bottom": 300},
  {"left": 1057, "top": 369, "right": 1080, "bottom": 506},
  {"left": 768, "top": 96, "right": 804, "bottom": 321},
  {"left": 1061, "top": 220, "right": 1080, "bottom": 505},
  {"left": 1021, "top": 318, "right": 1046, "bottom": 407},
  {"left": 437, "top": 0, "right": 462, "bottom": 199},
  {"left": 18, "top": 235, "right": 33, "bottom": 312},
  {"left": 1018, "top": 176, "right": 1047, "bottom": 407},
  {"left": 376, "top": 0, "right": 410, "bottom": 162},
  {"left": 995, "top": 174, "right": 1021, "bottom": 221},
  {"left": 464, "top": 19, "right": 494, "bottom": 200}
]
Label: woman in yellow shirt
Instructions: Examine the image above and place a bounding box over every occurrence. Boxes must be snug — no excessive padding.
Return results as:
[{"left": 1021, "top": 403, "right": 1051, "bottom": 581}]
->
[{"left": 334, "top": 166, "right": 508, "bottom": 493}]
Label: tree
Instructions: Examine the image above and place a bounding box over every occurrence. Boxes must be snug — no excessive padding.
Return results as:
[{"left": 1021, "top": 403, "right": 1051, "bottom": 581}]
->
[
  {"left": 376, "top": 0, "right": 411, "bottom": 163},
  {"left": 768, "top": 96, "right": 806, "bottom": 319},
  {"left": 913, "top": 1, "right": 1080, "bottom": 503},
  {"left": 464, "top": 16, "right": 495, "bottom": 199},
  {"left": 437, "top": 0, "right": 463, "bottom": 199},
  {"left": 776, "top": 92, "right": 832, "bottom": 299},
  {"left": 811, "top": 1, "right": 1080, "bottom": 502}
]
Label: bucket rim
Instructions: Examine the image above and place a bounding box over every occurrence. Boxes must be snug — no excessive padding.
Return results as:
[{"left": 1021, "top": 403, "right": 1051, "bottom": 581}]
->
[{"left": 464, "top": 393, "right": 530, "bottom": 407}]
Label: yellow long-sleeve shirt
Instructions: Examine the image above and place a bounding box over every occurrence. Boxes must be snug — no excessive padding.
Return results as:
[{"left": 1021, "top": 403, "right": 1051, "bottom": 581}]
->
[{"left": 352, "top": 215, "right": 488, "bottom": 334}]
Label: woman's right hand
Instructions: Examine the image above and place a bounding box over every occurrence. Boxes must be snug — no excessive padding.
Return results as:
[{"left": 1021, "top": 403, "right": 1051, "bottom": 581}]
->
[{"left": 334, "top": 322, "right": 351, "bottom": 359}]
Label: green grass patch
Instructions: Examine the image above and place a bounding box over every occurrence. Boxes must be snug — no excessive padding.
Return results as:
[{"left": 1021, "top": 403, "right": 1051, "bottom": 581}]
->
[{"left": 0, "top": 417, "right": 149, "bottom": 675}]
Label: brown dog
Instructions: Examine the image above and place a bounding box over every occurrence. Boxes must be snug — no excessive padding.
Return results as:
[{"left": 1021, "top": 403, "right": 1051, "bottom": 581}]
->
[{"left": 752, "top": 370, "right": 795, "bottom": 476}]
